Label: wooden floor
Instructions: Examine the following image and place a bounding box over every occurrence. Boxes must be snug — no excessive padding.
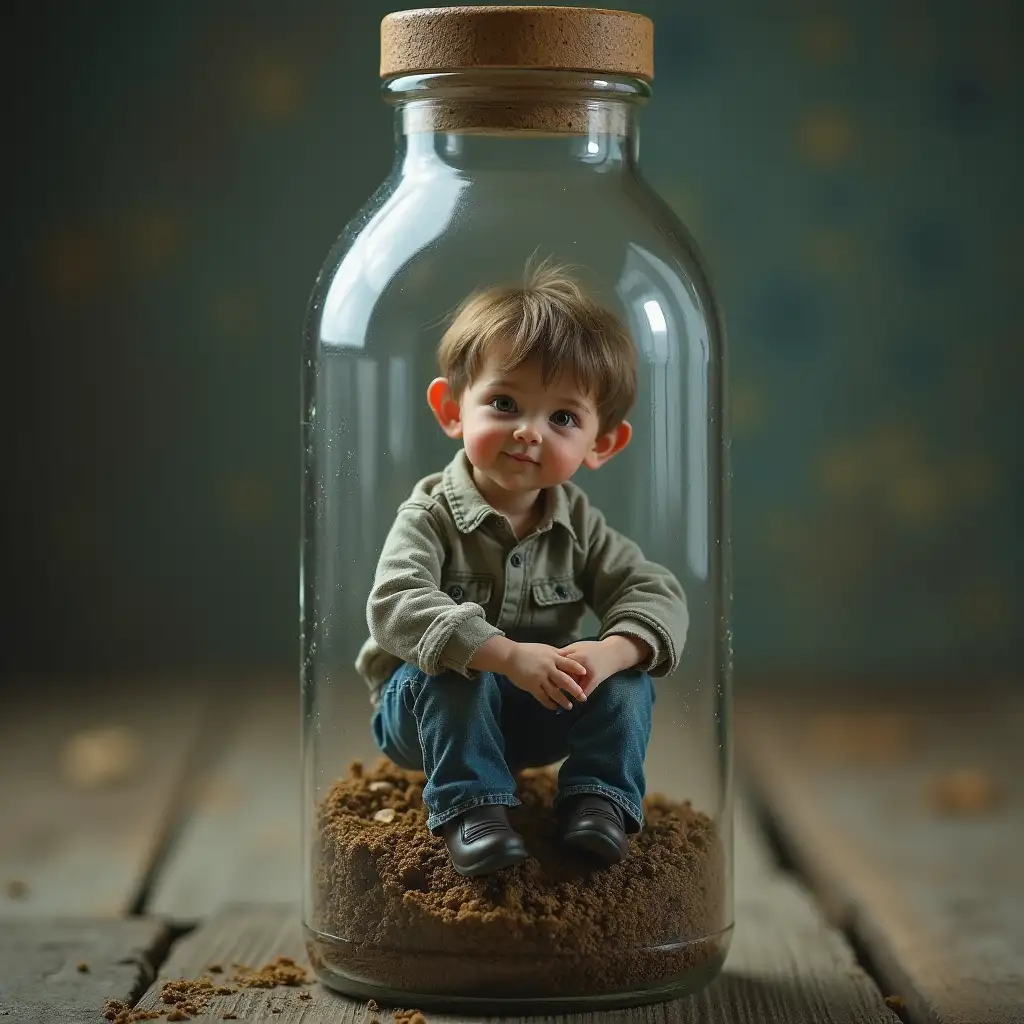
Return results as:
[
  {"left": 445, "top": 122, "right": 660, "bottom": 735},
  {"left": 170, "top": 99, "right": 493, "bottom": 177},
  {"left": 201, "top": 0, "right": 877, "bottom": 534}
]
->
[{"left": 1, "top": 676, "right": 1020, "bottom": 1023}]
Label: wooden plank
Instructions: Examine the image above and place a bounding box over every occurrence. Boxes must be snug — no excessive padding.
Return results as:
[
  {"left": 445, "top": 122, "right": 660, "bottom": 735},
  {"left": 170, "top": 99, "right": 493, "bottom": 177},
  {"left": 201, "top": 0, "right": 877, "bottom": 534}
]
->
[
  {"left": 147, "top": 678, "right": 301, "bottom": 919},
  {"left": 737, "top": 689, "right": 1024, "bottom": 1024},
  {"left": 0, "top": 676, "right": 213, "bottom": 918},
  {"left": 130, "top": 895, "right": 897, "bottom": 1023},
  {"left": 0, "top": 916, "right": 170, "bottom": 1023}
]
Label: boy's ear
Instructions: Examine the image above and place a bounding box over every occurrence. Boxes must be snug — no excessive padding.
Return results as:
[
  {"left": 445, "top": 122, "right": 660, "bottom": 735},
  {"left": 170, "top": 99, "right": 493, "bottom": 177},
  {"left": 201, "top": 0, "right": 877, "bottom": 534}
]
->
[
  {"left": 427, "top": 377, "right": 463, "bottom": 438},
  {"left": 583, "top": 420, "right": 632, "bottom": 469}
]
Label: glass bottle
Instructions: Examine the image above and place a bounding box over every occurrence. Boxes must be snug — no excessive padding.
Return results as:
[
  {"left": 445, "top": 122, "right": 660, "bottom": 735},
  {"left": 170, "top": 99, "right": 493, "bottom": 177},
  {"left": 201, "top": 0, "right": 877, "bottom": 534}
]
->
[{"left": 301, "top": 6, "right": 731, "bottom": 1014}]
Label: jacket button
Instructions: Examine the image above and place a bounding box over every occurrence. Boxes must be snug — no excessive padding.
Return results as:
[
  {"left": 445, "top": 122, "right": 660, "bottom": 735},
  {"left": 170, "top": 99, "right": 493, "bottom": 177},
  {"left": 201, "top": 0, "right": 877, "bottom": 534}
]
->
[
  {"left": 448, "top": 585, "right": 463, "bottom": 601},
  {"left": 510, "top": 554, "right": 522, "bottom": 568},
  {"left": 555, "top": 584, "right": 567, "bottom": 598}
]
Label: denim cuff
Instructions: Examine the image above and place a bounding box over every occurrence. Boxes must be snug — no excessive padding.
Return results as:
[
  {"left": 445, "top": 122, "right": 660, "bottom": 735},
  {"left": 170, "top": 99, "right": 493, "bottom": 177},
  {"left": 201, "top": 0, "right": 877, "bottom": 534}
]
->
[
  {"left": 555, "top": 783, "right": 645, "bottom": 834},
  {"left": 425, "top": 792, "right": 521, "bottom": 835}
]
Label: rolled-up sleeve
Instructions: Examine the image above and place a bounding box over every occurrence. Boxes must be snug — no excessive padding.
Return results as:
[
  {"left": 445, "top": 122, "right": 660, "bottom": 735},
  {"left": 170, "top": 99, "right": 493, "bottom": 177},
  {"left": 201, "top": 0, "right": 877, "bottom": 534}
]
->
[
  {"left": 581, "top": 506, "right": 689, "bottom": 677},
  {"left": 367, "top": 503, "right": 503, "bottom": 676}
]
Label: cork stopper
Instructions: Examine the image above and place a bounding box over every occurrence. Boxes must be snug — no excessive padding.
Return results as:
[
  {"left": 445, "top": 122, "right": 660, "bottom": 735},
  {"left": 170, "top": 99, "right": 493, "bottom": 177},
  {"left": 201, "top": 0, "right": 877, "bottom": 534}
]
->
[{"left": 380, "top": 6, "right": 654, "bottom": 81}]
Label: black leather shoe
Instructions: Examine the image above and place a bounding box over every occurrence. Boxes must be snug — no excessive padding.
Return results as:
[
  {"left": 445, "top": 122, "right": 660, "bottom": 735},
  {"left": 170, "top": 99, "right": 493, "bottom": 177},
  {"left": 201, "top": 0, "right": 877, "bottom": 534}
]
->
[
  {"left": 441, "top": 805, "right": 528, "bottom": 877},
  {"left": 559, "top": 794, "right": 630, "bottom": 864}
]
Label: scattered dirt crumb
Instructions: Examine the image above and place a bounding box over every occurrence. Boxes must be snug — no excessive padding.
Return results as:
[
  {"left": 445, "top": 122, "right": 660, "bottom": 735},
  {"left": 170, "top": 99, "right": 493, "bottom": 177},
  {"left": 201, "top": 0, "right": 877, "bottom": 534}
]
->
[
  {"left": 395, "top": 1010, "right": 427, "bottom": 1024},
  {"left": 806, "top": 712, "right": 910, "bottom": 762},
  {"left": 158, "top": 976, "right": 232, "bottom": 1016},
  {"left": 232, "top": 955, "right": 312, "bottom": 988},
  {"left": 5, "top": 880, "right": 28, "bottom": 900},
  {"left": 102, "top": 999, "right": 161, "bottom": 1022},
  {"left": 122, "top": 957, "right": 306, "bottom": 1023},
  {"left": 60, "top": 725, "right": 141, "bottom": 788},
  {"left": 373, "top": 807, "right": 397, "bottom": 823},
  {"left": 885, "top": 994, "right": 907, "bottom": 1011},
  {"left": 76, "top": 961, "right": 90, "bottom": 973},
  {"left": 298, "top": 991, "right": 312, "bottom": 1000},
  {"left": 929, "top": 769, "right": 1001, "bottom": 815},
  {"left": 366, "top": 1000, "right": 379, "bottom": 1012}
]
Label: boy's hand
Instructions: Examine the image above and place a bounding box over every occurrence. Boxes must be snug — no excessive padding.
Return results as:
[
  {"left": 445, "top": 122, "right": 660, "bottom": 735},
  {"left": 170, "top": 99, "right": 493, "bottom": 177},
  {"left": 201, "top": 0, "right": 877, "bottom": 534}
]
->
[
  {"left": 557, "top": 636, "right": 649, "bottom": 697},
  {"left": 506, "top": 643, "right": 588, "bottom": 711}
]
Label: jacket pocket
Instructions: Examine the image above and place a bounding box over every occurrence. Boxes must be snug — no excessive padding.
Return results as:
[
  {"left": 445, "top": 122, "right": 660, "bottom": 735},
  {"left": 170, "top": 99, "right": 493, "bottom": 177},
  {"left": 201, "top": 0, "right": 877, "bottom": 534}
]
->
[
  {"left": 440, "top": 573, "right": 493, "bottom": 607},
  {"left": 531, "top": 577, "right": 585, "bottom": 607}
]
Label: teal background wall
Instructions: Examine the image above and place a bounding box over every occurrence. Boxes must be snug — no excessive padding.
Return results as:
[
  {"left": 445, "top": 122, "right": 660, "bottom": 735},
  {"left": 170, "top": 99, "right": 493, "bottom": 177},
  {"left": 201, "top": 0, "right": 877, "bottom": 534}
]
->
[{"left": 7, "top": 0, "right": 1021, "bottom": 678}]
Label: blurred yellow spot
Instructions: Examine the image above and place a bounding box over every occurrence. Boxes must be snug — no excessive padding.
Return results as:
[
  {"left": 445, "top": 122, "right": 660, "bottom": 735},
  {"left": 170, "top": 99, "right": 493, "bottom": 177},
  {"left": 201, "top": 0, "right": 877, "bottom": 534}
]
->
[
  {"left": 806, "top": 229, "right": 857, "bottom": 275},
  {"left": 817, "top": 427, "right": 995, "bottom": 532},
  {"left": 800, "top": 18, "right": 851, "bottom": 63},
  {"left": 243, "top": 59, "right": 306, "bottom": 121},
  {"left": 887, "top": 469, "right": 943, "bottom": 525},
  {"left": 39, "top": 229, "right": 106, "bottom": 301},
  {"left": 730, "top": 381, "right": 765, "bottom": 433},
  {"left": 222, "top": 472, "right": 273, "bottom": 527},
  {"left": 124, "top": 212, "right": 181, "bottom": 273},
  {"left": 799, "top": 111, "right": 855, "bottom": 166}
]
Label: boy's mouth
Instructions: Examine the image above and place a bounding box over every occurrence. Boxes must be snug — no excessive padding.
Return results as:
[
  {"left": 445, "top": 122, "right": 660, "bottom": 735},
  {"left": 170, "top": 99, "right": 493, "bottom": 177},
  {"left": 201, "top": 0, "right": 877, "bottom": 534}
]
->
[{"left": 505, "top": 452, "right": 538, "bottom": 464}]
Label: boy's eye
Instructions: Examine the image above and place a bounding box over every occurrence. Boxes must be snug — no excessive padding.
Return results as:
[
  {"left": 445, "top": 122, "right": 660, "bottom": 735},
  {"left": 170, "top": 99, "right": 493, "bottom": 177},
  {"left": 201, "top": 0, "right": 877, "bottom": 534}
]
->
[
  {"left": 491, "top": 395, "right": 517, "bottom": 413},
  {"left": 551, "top": 410, "right": 578, "bottom": 428}
]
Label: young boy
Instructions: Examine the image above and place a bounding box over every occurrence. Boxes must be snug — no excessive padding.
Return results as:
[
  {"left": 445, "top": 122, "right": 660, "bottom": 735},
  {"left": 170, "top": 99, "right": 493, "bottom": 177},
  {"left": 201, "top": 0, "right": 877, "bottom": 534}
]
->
[{"left": 355, "top": 263, "right": 688, "bottom": 878}]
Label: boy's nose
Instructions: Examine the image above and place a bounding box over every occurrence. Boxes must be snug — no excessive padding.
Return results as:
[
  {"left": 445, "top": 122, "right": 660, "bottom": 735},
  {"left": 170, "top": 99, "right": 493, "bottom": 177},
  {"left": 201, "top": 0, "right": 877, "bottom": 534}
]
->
[{"left": 513, "top": 422, "right": 542, "bottom": 444}]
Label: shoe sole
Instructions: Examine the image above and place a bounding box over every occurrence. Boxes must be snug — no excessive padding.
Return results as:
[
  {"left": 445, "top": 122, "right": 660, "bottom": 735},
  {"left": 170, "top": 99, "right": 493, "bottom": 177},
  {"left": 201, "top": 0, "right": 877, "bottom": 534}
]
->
[
  {"left": 563, "top": 829, "right": 627, "bottom": 865},
  {"left": 453, "top": 844, "right": 529, "bottom": 878}
]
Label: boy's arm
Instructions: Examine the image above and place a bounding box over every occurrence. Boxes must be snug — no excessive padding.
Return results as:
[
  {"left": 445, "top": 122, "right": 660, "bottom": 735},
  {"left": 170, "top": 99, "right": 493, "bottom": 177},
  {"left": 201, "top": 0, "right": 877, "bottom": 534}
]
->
[
  {"left": 580, "top": 505, "right": 689, "bottom": 677},
  {"left": 367, "top": 504, "right": 504, "bottom": 677}
]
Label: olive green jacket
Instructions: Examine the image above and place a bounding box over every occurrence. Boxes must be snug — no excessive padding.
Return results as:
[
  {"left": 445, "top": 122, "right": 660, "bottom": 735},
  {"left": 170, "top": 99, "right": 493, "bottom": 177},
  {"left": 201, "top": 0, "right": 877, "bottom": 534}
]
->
[{"left": 355, "top": 449, "right": 688, "bottom": 706}]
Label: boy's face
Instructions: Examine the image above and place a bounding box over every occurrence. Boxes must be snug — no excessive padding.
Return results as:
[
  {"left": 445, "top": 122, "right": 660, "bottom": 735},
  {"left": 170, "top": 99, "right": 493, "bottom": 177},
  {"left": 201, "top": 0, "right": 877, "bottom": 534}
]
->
[{"left": 431, "top": 347, "right": 629, "bottom": 495}]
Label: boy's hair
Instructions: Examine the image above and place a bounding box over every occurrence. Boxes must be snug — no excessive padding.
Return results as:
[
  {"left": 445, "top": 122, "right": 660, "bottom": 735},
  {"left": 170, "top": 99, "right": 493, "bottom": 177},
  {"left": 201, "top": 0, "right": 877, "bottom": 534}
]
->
[{"left": 437, "top": 260, "right": 638, "bottom": 432}]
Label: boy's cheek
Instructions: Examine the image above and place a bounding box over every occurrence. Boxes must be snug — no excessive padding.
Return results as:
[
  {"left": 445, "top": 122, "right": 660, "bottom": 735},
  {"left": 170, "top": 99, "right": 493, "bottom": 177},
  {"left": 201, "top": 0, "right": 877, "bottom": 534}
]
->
[{"left": 463, "top": 426, "right": 503, "bottom": 464}]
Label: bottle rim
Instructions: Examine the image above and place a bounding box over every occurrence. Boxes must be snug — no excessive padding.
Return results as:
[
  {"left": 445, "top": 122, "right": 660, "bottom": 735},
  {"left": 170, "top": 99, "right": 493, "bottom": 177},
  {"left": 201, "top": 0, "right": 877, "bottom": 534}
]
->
[{"left": 382, "top": 69, "right": 652, "bottom": 106}]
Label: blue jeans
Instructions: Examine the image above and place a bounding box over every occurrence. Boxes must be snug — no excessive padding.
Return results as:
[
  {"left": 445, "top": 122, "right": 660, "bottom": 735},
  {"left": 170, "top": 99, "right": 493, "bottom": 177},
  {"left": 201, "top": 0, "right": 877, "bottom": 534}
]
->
[{"left": 371, "top": 661, "right": 655, "bottom": 835}]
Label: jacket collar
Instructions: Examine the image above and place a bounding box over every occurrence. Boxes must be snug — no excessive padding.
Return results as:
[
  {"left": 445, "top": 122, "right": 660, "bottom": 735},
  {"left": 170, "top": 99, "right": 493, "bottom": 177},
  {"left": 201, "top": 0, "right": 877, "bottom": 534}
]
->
[{"left": 443, "top": 449, "right": 577, "bottom": 541}]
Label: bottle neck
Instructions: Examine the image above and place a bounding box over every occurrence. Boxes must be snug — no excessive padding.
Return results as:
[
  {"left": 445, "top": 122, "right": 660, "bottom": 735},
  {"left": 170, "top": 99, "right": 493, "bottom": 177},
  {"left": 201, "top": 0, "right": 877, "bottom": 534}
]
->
[{"left": 384, "top": 71, "right": 647, "bottom": 176}]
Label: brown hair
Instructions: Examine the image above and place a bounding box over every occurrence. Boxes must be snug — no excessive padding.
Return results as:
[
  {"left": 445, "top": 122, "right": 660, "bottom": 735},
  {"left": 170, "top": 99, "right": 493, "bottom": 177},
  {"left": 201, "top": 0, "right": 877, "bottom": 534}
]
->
[{"left": 437, "top": 260, "right": 638, "bottom": 432}]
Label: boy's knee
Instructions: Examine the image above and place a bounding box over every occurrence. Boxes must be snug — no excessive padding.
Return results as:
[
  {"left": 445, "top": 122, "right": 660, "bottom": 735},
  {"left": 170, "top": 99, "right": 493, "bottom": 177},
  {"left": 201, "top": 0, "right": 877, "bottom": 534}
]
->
[
  {"left": 593, "top": 670, "right": 654, "bottom": 713},
  {"left": 416, "top": 668, "right": 501, "bottom": 710},
  {"left": 371, "top": 705, "right": 422, "bottom": 771}
]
